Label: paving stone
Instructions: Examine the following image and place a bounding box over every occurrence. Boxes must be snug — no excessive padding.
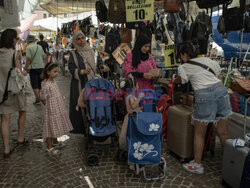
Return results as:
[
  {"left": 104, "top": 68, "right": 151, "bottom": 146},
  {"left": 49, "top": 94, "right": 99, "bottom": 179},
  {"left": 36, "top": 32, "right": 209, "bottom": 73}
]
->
[{"left": 0, "top": 76, "right": 227, "bottom": 187}]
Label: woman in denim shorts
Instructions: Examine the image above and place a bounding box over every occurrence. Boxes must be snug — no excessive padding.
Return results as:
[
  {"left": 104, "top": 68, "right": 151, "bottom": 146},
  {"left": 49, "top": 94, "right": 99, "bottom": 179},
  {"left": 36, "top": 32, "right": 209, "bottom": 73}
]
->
[{"left": 174, "top": 41, "right": 232, "bottom": 174}]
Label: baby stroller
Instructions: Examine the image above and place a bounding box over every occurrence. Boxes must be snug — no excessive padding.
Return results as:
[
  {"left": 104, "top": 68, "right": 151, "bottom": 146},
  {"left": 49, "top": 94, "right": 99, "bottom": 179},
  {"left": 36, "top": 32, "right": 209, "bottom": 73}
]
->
[
  {"left": 126, "top": 90, "right": 166, "bottom": 180},
  {"left": 84, "top": 78, "right": 118, "bottom": 166}
]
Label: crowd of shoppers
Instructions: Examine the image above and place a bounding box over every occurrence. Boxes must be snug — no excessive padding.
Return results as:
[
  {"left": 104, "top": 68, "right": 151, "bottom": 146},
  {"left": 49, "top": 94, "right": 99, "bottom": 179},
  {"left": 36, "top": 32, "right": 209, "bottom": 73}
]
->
[{"left": 0, "top": 29, "right": 232, "bottom": 176}]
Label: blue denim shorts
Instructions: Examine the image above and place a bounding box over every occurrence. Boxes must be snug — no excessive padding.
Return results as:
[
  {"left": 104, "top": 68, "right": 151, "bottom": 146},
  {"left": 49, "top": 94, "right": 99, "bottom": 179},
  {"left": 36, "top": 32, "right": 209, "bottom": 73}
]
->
[{"left": 193, "top": 83, "right": 232, "bottom": 124}]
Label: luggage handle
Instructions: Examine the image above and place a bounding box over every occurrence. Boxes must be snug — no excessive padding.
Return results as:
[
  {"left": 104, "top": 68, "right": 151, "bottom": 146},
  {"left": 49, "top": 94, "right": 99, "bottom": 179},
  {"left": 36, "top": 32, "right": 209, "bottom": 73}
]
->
[{"left": 243, "top": 96, "right": 250, "bottom": 136}]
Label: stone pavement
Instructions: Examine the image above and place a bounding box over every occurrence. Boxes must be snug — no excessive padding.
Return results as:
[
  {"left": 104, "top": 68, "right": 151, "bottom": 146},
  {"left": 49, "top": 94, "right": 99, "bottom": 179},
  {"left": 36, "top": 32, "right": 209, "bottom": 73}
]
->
[{"left": 0, "top": 76, "right": 226, "bottom": 188}]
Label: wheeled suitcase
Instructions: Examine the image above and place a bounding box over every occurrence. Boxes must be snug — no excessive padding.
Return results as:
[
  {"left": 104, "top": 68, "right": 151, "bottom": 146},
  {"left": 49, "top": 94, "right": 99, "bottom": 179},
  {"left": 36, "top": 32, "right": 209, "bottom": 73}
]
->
[
  {"left": 222, "top": 140, "right": 250, "bottom": 188},
  {"left": 240, "top": 151, "right": 250, "bottom": 188},
  {"left": 222, "top": 96, "right": 250, "bottom": 188},
  {"left": 167, "top": 105, "right": 193, "bottom": 160}
]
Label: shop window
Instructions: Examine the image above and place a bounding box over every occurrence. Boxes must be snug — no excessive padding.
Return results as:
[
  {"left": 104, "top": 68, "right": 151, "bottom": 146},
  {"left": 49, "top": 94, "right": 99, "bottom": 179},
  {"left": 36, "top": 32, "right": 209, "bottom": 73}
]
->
[{"left": 64, "top": 13, "right": 67, "bottom": 18}]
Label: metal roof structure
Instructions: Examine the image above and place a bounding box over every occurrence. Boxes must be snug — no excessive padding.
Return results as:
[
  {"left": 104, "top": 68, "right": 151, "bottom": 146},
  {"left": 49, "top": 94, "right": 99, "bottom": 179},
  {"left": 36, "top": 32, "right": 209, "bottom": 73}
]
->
[{"left": 39, "top": 0, "right": 109, "bottom": 15}]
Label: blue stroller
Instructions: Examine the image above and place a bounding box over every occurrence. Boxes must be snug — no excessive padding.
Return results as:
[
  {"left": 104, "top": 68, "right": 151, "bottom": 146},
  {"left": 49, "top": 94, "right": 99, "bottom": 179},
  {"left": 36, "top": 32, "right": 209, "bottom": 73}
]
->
[
  {"left": 84, "top": 78, "right": 118, "bottom": 165},
  {"left": 126, "top": 90, "right": 166, "bottom": 180}
]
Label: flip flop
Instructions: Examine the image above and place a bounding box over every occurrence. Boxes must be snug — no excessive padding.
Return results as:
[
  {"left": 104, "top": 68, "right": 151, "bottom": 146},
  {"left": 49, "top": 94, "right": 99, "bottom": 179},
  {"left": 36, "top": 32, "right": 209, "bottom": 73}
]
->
[{"left": 17, "top": 138, "right": 29, "bottom": 146}]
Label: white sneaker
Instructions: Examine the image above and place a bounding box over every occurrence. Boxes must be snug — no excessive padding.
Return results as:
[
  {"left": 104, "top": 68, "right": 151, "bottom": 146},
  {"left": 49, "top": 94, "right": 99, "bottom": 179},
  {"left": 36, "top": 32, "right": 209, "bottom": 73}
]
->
[{"left": 183, "top": 160, "right": 204, "bottom": 174}]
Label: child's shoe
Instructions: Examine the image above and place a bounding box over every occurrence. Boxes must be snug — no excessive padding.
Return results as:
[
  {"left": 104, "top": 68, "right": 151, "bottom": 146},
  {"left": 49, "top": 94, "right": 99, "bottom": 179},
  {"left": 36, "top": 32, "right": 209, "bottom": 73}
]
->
[
  {"left": 46, "top": 147, "right": 61, "bottom": 155},
  {"left": 52, "top": 142, "right": 65, "bottom": 149},
  {"left": 182, "top": 160, "right": 204, "bottom": 174}
]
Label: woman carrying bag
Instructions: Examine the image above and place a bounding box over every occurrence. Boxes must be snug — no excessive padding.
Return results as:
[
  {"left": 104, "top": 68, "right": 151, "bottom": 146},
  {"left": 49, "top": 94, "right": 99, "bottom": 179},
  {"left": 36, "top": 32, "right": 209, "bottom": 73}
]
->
[
  {"left": 174, "top": 40, "right": 232, "bottom": 174},
  {"left": 0, "top": 29, "right": 28, "bottom": 158}
]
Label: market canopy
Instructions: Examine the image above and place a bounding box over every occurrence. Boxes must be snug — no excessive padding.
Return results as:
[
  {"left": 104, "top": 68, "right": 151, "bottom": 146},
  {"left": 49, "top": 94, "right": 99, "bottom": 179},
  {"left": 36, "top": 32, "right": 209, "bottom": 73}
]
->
[
  {"left": 33, "top": 16, "right": 63, "bottom": 31},
  {"left": 39, "top": 0, "right": 109, "bottom": 15}
]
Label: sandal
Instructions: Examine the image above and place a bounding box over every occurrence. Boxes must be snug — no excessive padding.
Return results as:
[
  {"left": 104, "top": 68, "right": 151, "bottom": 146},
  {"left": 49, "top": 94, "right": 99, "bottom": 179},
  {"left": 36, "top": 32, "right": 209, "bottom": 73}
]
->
[
  {"left": 17, "top": 138, "right": 29, "bottom": 146},
  {"left": 52, "top": 142, "right": 65, "bottom": 149},
  {"left": 46, "top": 147, "right": 61, "bottom": 155},
  {"left": 3, "top": 148, "right": 14, "bottom": 158}
]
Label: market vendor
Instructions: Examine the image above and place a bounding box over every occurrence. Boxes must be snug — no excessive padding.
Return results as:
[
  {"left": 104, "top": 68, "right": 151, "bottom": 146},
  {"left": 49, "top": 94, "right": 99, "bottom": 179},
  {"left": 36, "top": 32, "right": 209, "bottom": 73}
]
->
[{"left": 123, "top": 34, "right": 158, "bottom": 90}]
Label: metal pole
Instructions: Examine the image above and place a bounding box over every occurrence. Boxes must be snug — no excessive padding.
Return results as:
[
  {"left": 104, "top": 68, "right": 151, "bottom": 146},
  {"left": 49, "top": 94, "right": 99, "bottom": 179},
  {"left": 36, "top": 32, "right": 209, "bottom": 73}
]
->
[
  {"left": 77, "top": 0, "right": 79, "bottom": 21},
  {"left": 240, "top": 29, "right": 244, "bottom": 59}
]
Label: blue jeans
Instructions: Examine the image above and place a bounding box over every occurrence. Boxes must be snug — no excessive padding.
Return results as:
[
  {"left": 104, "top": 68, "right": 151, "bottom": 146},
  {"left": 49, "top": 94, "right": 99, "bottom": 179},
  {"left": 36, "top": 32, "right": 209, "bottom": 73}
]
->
[{"left": 193, "top": 83, "right": 232, "bottom": 124}]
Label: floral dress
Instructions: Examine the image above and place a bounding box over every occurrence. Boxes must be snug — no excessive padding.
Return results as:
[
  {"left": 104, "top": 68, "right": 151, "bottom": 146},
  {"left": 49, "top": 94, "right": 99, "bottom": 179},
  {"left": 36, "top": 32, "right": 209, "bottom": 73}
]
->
[{"left": 40, "top": 80, "right": 73, "bottom": 138}]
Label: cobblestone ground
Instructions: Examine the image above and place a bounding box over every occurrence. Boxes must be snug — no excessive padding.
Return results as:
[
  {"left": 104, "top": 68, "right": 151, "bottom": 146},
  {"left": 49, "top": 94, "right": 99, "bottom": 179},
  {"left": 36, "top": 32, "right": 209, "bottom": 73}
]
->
[{"left": 0, "top": 76, "right": 225, "bottom": 188}]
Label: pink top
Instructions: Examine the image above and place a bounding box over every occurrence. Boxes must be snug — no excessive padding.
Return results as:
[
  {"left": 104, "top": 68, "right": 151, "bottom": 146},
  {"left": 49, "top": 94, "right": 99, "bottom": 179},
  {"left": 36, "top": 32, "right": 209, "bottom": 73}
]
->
[{"left": 123, "top": 52, "right": 157, "bottom": 90}]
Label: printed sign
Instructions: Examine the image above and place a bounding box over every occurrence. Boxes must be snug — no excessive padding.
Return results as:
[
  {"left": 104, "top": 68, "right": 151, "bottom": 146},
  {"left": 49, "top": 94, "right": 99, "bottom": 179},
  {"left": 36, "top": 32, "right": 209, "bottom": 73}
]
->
[
  {"left": 126, "top": 0, "right": 154, "bottom": 22},
  {"left": 164, "top": 44, "right": 180, "bottom": 67},
  {"left": 112, "top": 43, "right": 132, "bottom": 65}
]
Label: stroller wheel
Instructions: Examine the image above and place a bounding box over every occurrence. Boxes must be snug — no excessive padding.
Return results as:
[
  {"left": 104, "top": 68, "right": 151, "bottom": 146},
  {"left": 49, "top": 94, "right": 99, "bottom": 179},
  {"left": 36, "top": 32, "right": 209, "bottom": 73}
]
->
[{"left": 86, "top": 153, "right": 99, "bottom": 166}]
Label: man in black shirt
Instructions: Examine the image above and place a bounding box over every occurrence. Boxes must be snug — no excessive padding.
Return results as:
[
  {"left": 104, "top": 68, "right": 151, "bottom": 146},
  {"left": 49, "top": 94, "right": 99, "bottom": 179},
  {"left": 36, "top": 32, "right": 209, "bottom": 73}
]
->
[{"left": 37, "top": 34, "right": 49, "bottom": 64}]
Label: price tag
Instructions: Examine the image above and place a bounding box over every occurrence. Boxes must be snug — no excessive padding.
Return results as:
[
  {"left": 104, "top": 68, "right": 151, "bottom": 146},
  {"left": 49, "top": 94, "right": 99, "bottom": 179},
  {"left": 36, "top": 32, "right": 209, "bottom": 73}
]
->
[
  {"left": 164, "top": 44, "right": 180, "bottom": 67},
  {"left": 126, "top": 0, "right": 154, "bottom": 22},
  {"left": 112, "top": 43, "right": 132, "bottom": 65}
]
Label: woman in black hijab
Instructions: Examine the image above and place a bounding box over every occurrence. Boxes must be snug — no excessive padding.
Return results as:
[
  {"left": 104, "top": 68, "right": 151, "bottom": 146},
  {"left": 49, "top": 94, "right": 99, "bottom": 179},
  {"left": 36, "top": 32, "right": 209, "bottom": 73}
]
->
[{"left": 123, "top": 34, "right": 158, "bottom": 90}]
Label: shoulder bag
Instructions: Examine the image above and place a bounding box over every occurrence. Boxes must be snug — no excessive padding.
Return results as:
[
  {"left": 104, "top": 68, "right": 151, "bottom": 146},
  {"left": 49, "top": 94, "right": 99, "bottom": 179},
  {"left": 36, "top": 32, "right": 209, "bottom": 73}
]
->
[{"left": 186, "top": 60, "right": 216, "bottom": 76}]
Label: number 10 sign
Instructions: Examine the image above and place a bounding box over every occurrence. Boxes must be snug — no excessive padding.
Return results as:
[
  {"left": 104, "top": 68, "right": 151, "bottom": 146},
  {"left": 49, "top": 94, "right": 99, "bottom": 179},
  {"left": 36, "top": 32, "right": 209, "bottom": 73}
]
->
[{"left": 126, "top": 0, "right": 154, "bottom": 22}]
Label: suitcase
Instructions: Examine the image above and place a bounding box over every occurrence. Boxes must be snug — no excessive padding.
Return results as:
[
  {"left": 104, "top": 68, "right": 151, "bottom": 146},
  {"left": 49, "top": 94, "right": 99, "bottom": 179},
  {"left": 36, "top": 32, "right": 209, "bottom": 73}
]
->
[
  {"left": 167, "top": 105, "right": 193, "bottom": 160},
  {"left": 240, "top": 151, "right": 250, "bottom": 188},
  {"left": 222, "top": 140, "right": 250, "bottom": 188},
  {"left": 222, "top": 96, "right": 250, "bottom": 188}
]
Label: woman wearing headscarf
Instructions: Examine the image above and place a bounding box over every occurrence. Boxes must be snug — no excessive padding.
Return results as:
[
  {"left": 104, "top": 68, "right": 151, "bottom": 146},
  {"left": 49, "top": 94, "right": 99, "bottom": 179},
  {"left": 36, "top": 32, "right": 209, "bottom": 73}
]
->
[
  {"left": 123, "top": 34, "right": 157, "bottom": 90},
  {"left": 68, "top": 31, "right": 96, "bottom": 134}
]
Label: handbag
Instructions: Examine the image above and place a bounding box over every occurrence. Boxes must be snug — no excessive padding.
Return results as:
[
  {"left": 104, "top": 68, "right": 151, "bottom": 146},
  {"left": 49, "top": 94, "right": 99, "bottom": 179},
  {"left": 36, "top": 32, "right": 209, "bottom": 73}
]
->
[
  {"left": 8, "top": 53, "right": 26, "bottom": 95},
  {"left": 164, "top": 0, "right": 180, "bottom": 13},
  {"left": 121, "top": 24, "right": 132, "bottom": 43}
]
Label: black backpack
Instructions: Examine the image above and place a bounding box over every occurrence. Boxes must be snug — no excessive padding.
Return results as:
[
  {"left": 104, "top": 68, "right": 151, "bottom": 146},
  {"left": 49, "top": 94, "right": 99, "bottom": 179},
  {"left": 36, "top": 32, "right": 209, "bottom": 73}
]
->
[
  {"left": 196, "top": 0, "right": 232, "bottom": 9},
  {"left": 244, "top": 11, "right": 250, "bottom": 32},
  {"left": 96, "top": 0, "right": 108, "bottom": 22},
  {"left": 224, "top": 7, "right": 244, "bottom": 32},
  {"left": 105, "top": 28, "right": 121, "bottom": 55},
  {"left": 174, "top": 15, "right": 189, "bottom": 59},
  {"left": 108, "top": 0, "right": 126, "bottom": 24},
  {"left": 187, "top": 20, "right": 209, "bottom": 54},
  {"left": 195, "top": 12, "right": 213, "bottom": 35}
]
